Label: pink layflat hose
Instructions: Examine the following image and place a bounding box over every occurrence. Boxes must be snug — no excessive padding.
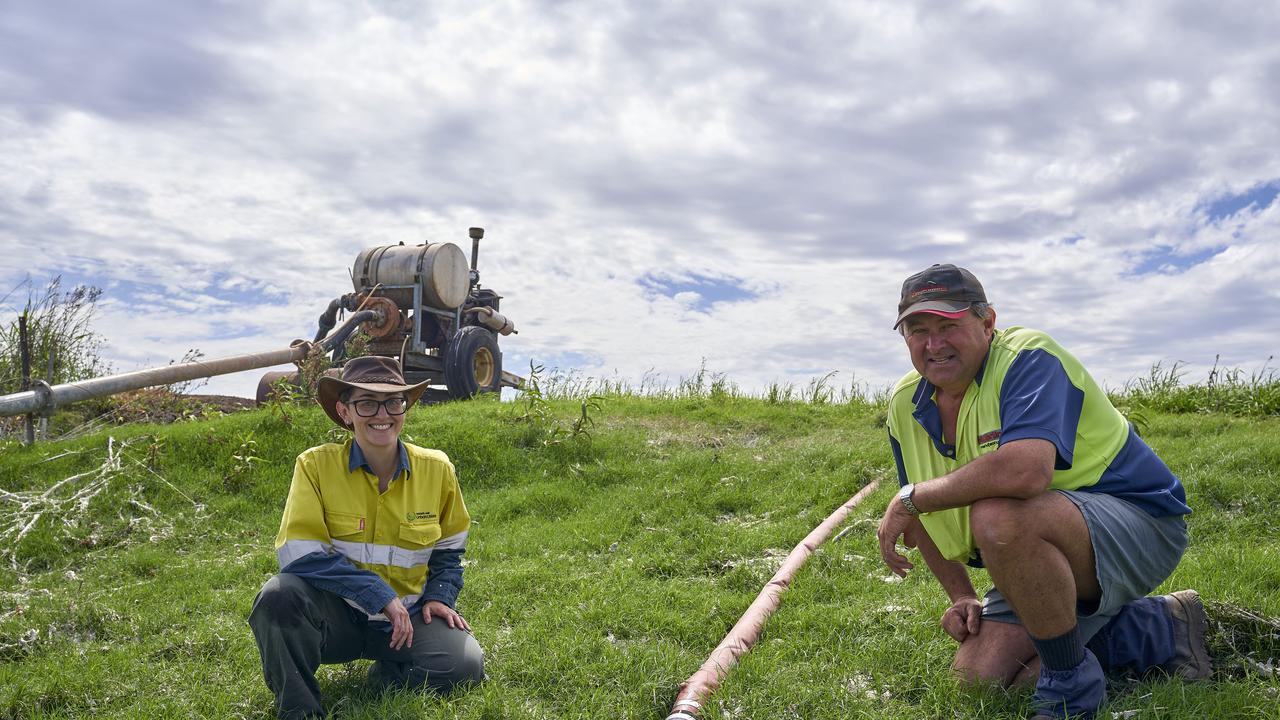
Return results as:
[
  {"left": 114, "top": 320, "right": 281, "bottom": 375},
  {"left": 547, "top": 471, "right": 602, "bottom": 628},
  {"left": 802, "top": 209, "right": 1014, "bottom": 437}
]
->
[{"left": 665, "top": 480, "right": 881, "bottom": 720}]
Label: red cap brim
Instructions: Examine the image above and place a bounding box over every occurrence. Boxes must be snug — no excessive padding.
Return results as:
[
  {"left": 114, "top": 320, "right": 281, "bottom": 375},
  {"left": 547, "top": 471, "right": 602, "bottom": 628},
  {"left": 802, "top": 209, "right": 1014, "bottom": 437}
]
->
[
  {"left": 892, "top": 300, "right": 973, "bottom": 329},
  {"left": 914, "top": 308, "right": 969, "bottom": 319}
]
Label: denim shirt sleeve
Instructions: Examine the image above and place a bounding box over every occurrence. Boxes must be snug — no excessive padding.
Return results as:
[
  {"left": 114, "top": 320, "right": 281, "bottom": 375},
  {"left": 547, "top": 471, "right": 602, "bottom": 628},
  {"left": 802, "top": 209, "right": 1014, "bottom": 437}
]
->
[
  {"left": 282, "top": 551, "right": 399, "bottom": 616},
  {"left": 418, "top": 549, "right": 465, "bottom": 609}
]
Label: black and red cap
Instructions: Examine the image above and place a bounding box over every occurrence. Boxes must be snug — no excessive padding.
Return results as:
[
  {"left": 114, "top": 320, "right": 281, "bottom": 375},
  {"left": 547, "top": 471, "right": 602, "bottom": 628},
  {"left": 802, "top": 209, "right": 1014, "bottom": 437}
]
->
[{"left": 893, "top": 264, "right": 987, "bottom": 329}]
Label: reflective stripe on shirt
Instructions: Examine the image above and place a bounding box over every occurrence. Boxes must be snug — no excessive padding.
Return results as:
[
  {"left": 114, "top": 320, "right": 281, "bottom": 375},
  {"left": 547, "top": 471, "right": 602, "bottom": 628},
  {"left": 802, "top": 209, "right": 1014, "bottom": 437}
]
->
[
  {"left": 277, "top": 539, "right": 331, "bottom": 567},
  {"left": 331, "top": 539, "right": 435, "bottom": 569},
  {"left": 434, "top": 530, "right": 468, "bottom": 551}
]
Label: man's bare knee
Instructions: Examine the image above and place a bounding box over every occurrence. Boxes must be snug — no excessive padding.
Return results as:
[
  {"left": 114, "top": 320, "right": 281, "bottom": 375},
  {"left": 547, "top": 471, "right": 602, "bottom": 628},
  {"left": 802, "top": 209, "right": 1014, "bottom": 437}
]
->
[
  {"left": 951, "top": 621, "right": 1036, "bottom": 688},
  {"left": 953, "top": 649, "right": 1009, "bottom": 685},
  {"left": 970, "top": 497, "right": 1025, "bottom": 549}
]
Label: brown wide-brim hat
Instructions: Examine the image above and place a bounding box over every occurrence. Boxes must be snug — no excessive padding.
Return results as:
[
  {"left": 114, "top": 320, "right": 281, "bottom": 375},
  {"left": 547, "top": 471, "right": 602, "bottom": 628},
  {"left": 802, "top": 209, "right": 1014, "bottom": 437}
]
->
[{"left": 317, "top": 355, "right": 430, "bottom": 429}]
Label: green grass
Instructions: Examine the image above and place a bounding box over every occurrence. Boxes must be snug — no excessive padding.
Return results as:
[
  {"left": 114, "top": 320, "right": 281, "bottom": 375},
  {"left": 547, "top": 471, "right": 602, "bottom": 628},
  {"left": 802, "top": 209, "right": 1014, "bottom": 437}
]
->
[{"left": 1, "top": 389, "right": 1278, "bottom": 719}]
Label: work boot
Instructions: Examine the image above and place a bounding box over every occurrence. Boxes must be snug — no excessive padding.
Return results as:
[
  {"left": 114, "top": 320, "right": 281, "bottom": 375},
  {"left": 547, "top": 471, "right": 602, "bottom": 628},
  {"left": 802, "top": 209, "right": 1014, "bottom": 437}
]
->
[
  {"left": 367, "top": 659, "right": 410, "bottom": 691},
  {"left": 1029, "top": 648, "right": 1105, "bottom": 719},
  {"left": 1159, "top": 589, "right": 1212, "bottom": 680}
]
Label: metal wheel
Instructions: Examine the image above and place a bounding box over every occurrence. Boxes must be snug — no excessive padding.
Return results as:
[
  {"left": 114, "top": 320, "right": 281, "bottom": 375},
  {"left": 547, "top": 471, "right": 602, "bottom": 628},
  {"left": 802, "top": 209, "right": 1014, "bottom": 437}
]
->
[{"left": 472, "top": 346, "right": 496, "bottom": 387}]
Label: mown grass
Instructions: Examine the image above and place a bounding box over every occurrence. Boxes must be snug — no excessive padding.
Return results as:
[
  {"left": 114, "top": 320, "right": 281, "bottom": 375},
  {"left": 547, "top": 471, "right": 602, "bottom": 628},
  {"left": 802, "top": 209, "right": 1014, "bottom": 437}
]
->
[{"left": 1, "top": 377, "right": 1278, "bottom": 719}]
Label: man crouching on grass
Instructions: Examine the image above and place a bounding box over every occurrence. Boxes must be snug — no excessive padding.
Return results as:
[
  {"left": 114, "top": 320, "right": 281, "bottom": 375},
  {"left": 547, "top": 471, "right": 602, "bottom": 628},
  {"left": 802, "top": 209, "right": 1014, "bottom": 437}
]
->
[
  {"left": 875, "top": 264, "right": 1211, "bottom": 719},
  {"left": 249, "top": 356, "right": 483, "bottom": 719}
]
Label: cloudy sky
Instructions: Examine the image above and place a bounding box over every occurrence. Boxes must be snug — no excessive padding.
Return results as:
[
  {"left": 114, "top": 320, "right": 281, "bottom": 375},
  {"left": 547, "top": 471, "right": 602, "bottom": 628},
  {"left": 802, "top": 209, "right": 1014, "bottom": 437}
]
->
[{"left": 2, "top": 0, "right": 1278, "bottom": 401}]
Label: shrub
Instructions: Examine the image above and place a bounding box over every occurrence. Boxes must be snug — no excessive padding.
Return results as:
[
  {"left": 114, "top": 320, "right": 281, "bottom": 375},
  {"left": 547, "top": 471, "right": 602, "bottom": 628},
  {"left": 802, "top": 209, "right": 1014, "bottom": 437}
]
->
[{"left": 0, "top": 276, "right": 111, "bottom": 394}]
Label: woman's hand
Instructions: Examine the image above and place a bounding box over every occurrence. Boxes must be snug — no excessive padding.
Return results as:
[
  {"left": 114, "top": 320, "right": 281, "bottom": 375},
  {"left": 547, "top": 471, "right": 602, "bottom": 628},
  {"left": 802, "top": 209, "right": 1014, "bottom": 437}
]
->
[
  {"left": 383, "top": 599, "right": 414, "bottom": 650},
  {"left": 423, "top": 600, "right": 471, "bottom": 632}
]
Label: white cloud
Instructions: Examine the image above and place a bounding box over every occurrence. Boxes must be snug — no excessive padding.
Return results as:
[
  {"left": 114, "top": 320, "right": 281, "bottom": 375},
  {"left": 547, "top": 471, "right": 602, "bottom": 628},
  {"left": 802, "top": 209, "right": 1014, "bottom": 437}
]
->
[{"left": 1, "top": 0, "right": 1278, "bottom": 402}]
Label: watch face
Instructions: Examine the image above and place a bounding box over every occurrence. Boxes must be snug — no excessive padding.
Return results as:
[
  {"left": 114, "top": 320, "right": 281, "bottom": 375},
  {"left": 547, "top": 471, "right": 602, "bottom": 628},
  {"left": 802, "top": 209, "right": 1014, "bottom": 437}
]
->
[{"left": 898, "top": 485, "right": 918, "bottom": 514}]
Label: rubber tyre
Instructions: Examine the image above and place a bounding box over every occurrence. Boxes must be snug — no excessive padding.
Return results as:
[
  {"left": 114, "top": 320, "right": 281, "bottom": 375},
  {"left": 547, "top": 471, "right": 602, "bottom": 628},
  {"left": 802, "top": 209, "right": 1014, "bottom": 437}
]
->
[{"left": 444, "top": 326, "right": 501, "bottom": 399}]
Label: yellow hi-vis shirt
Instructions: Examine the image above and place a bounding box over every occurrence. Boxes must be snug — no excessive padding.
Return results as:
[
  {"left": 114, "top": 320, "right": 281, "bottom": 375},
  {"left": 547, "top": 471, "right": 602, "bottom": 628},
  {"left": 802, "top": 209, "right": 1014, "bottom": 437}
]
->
[{"left": 274, "top": 439, "right": 470, "bottom": 620}]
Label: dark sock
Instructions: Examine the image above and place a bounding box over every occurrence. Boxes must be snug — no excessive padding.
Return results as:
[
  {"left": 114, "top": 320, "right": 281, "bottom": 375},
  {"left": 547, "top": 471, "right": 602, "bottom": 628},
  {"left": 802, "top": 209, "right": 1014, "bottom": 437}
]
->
[{"left": 1032, "top": 625, "right": 1085, "bottom": 671}]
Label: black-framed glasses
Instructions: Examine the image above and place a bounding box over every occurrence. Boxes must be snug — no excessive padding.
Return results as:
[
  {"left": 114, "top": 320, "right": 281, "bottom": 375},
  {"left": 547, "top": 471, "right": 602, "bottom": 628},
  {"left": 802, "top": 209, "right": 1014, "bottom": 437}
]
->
[{"left": 347, "top": 397, "right": 408, "bottom": 417}]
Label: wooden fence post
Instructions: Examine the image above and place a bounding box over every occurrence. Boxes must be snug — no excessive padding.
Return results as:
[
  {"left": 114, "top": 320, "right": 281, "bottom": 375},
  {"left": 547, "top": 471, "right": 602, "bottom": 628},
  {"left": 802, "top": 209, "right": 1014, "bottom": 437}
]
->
[
  {"left": 18, "top": 311, "right": 34, "bottom": 444},
  {"left": 39, "top": 345, "right": 56, "bottom": 440}
]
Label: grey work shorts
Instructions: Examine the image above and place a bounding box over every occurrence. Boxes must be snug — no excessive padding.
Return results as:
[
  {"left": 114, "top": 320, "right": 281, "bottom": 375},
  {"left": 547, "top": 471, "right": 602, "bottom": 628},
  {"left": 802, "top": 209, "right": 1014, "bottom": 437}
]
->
[{"left": 980, "top": 489, "right": 1189, "bottom": 641}]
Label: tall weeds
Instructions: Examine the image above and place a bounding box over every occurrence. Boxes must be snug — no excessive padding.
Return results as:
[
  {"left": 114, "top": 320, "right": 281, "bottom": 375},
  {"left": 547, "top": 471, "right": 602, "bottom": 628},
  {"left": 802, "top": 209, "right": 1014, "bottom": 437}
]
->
[
  {"left": 520, "top": 358, "right": 1278, "bottom": 418},
  {"left": 517, "top": 362, "right": 888, "bottom": 411},
  {"left": 0, "top": 276, "right": 111, "bottom": 394},
  {"left": 1115, "top": 357, "right": 1280, "bottom": 417}
]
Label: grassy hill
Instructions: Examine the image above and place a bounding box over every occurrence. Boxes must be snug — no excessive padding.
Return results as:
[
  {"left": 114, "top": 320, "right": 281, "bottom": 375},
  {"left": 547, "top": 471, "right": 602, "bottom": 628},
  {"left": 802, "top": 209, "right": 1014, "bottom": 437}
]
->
[{"left": 1, "top": 389, "right": 1277, "bottom": 719}]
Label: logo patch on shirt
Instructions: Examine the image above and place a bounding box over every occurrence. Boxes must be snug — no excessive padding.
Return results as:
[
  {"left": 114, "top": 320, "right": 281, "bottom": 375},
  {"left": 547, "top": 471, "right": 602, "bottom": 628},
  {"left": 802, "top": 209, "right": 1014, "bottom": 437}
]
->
[
  {"left": 405, "top": 511, "right": 437, "bottom": 521},
  {"left": 977, "top": 429, "right": 1001, "bottom": 447}
]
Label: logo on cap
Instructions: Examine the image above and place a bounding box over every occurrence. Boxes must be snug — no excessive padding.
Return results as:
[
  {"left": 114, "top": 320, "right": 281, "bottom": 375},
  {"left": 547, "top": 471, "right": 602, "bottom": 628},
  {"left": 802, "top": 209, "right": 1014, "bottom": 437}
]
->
[{"left": 910, "top": 284, "right": 950, "bottom": 299}]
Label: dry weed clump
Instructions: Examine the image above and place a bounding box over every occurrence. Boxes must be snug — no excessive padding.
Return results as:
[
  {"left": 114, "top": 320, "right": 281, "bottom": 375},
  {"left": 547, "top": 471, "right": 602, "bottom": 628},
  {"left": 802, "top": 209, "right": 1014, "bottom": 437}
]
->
[
  {"left": 1208, "top": 601, "right": 1280, "bottom": 679},
  {"left": 0, "top": 436, "right": 202, "bottom": 573}
]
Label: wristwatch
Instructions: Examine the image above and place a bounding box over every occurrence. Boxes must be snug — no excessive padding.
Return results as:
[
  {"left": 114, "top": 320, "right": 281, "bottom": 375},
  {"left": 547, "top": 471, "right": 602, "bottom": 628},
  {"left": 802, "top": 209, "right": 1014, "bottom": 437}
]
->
[{"left": 898, "top": 484, "right": 921, "bottom": 516}]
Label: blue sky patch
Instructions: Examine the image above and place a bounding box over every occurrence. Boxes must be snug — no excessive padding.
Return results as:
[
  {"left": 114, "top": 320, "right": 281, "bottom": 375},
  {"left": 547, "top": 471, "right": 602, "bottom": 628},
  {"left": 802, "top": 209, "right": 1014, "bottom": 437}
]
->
[
  {"left": 503, "top": 350, "right": 601, "bottom": 377},
  {"left": 2, "top": 271, "right": 293, "bottom": 342},
  {"left": 639, "top": 272, "right": 758, "bottom": 312},
  {"left": 202, "top": 272, "right": 283, "bottom": 304},
  {"left": 5, "top": 270, "right": 277, "bottom": 309},
  {"left": 1129, "top": 244, "right": 1225, "bottom": 276},
  {"left": 1200, "top": 181, "right": 1280, "bottom": 222}
]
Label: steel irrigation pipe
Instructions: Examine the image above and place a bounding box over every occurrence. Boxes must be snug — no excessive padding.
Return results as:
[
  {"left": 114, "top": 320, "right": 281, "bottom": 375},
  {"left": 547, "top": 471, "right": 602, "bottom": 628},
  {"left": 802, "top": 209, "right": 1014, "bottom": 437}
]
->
[
  {"left": 665, "top": 479, "right": 881, "bottom": 720},
  {"left": 0, "top": 306, "right": 384, "bottom": 419}
]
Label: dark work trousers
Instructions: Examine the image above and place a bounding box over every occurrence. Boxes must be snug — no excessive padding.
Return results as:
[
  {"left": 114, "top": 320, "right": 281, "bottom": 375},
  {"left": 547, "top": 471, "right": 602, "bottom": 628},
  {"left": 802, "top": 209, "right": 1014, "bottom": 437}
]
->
[{"left": 248, "top": 573, "right": 484, "bottom": 720}]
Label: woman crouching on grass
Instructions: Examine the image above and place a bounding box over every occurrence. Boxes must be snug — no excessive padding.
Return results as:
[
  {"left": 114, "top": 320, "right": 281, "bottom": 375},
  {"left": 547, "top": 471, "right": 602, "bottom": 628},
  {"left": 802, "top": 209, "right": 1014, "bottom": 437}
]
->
[{"left": 249, "top": 355, "right": 483, "bottom": 719}]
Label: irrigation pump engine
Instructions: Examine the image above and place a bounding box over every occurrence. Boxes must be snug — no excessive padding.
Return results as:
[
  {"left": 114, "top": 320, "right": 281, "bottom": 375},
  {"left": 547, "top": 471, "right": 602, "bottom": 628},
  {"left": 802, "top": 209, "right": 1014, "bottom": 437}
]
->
[
  {"left": 260, "top": 227, "right": 520, "bottom": 402},
  {"left": 0, "top": 228, "right": 519, "bottom": 429}
]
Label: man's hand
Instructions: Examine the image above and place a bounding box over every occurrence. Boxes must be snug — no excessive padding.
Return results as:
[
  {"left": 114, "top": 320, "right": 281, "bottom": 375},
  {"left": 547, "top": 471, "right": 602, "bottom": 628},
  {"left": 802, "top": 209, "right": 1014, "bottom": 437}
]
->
[
  {"left": 423, "top": 600, "right": 471, "bottom": 632},
  {"left": 941, "top": 596, "right": 983, "bottom": 643},
  {"left": 383, "top": 599, "right": 413, "bottom": 650},
  {"left": 877, "top": 496, "right": 916, "bottom": 577}
]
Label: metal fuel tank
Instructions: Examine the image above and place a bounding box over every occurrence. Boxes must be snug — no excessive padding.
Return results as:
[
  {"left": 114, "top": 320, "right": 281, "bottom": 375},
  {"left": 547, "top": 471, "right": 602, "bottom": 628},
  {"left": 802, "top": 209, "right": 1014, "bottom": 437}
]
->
[{"left": 352, "top": 243, "right": 470, "bottom": 309}]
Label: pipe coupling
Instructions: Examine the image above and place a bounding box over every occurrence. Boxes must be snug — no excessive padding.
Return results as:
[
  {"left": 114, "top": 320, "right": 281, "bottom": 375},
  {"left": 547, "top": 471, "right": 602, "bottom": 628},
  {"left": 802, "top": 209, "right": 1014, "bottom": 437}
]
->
[{"left": 30, "top": 380, "right": 53, "bottom": 416}]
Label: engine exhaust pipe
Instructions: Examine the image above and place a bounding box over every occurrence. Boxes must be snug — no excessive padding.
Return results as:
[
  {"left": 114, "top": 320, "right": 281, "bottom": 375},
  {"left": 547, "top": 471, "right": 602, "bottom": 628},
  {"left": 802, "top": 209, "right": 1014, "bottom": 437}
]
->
[
  {"left": 468, "top": 226, "right": 484, "bottom": 280},
  {"left": 466, "top": 306, "right": 517, "bottom": 335}
]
